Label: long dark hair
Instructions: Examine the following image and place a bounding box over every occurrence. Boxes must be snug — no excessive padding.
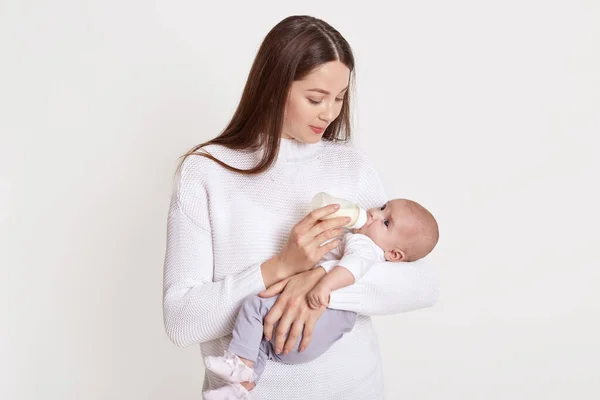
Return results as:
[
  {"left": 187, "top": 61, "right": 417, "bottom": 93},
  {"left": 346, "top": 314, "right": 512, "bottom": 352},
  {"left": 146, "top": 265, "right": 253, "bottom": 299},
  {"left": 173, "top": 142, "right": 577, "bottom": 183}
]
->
[{"left": 178, "top": 15, "right": 355, "bottom": 175}]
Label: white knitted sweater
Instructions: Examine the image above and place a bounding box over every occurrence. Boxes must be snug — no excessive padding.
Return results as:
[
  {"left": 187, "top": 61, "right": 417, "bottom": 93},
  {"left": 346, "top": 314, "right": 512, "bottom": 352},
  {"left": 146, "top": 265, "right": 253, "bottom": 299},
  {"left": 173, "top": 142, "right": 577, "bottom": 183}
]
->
[{"left": 163, "top": 138, "right": 439, "bottom": 399}]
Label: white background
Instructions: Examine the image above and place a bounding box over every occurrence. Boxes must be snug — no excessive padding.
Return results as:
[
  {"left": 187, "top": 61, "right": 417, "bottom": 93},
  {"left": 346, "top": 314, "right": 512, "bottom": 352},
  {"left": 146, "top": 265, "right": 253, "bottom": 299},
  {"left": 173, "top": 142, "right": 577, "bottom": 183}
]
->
[{"left": 1, "top": 1, "right": 598, "bottom": 399}]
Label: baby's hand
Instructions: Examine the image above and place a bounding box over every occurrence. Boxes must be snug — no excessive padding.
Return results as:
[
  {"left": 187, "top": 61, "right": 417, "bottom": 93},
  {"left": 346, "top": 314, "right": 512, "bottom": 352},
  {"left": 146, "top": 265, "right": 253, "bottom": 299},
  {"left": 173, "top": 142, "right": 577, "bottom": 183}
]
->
[{"left": 307, "top": 283, "right": 331, "bottom": 310}]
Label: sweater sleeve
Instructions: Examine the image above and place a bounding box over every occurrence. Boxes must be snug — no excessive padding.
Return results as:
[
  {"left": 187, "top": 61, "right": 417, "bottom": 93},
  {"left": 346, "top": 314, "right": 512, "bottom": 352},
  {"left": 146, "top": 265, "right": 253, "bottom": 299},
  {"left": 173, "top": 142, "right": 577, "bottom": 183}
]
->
[
  {"left": 327, "top": 151, "right": 440, "bottom": 315},
  {"left": 162, "top": 159, "right": 266, "bottom": 347}
]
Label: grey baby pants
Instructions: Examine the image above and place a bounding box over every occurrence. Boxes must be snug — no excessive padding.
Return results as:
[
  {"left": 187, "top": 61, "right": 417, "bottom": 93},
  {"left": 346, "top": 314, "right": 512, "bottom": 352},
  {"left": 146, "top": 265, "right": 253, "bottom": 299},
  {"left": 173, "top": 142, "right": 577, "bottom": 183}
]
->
[{"left": 228, "top": 294, "right": 357, "bottom": 382}]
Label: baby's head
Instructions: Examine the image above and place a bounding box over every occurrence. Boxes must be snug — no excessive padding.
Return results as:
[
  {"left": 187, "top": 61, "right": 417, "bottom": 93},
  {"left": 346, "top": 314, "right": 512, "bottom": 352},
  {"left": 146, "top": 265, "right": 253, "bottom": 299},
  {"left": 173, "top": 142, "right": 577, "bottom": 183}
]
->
[{"left": 353, "top": 199, "right": 439, "bottom": 262}]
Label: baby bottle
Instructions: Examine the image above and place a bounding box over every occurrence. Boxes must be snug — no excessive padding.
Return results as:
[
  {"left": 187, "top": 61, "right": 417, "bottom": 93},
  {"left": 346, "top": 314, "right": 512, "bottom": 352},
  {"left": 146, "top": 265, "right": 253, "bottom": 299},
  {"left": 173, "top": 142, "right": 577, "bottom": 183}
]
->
[{"left": 310, "top": 192, "right": 368, "bottom": 229}]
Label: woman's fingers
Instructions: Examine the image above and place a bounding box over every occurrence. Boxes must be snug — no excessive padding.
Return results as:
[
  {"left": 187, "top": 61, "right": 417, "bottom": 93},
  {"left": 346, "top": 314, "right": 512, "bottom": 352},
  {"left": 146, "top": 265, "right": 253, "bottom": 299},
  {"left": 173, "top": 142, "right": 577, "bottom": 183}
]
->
[
  {"left": 283, "top": 319, "right": 304, "bottom": 355},
  {"left": 298, "top": 310, "right": 321, "bottom": 352},
  {"left": 311, "top": 229, "right": 343, "bottom": 250},
  {"left": 263, "top": 300, "right": 285, "bottom": 341},
  {"left": 277, "top": 206, "right": 347, "bottom": 274},
  {"left": 259, "top": 278, "right": 289, "bottom": 298},
  {"left": 315, "top": 238, "right": 342, "bottom": 261},
  {"left": 262, "top": 270, "right": 327, "bottom": 351},
  {"left": 307, "top": 216, "right": 349, "bottom": 242},
  {"left": 296, "top": 204, "right": 340, "bottom": 231},
  {"left": 261, "top": 279, "right": 291, "bottom": 340},
  {"left": 273, "top": 307, "right": 298, "bottom": 353}
]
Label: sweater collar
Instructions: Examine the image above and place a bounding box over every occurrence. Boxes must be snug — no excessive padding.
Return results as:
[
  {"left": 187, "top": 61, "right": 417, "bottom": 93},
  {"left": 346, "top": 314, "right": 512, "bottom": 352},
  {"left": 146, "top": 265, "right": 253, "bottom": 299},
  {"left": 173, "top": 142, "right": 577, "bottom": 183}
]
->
[{"left": 275, "top": 137, "right": 324, "bottom": 164}]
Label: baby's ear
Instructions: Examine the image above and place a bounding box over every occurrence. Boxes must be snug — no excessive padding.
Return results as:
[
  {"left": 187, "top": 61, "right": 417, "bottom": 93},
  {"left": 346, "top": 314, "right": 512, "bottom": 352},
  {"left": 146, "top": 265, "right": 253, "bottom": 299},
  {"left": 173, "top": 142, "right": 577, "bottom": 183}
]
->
[{"left": 385, "top": 248, "right": 406, "bottom": 262}]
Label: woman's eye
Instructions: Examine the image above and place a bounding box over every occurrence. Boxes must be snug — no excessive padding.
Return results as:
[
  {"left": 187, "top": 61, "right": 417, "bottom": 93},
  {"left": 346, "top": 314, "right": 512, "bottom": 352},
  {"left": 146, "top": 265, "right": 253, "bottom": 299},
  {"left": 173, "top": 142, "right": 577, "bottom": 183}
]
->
[
  {"left": 380, "top": 204, "right": 387, "bottom": 210},
  {"left": 335, "top": 97, "right": 344, "bottom": 102},
  {"left": 308, "top": 98, "right": 322, "bottom": 105},
  {"left": 384, "top": 219, "right": 390, "bottom": 227}
]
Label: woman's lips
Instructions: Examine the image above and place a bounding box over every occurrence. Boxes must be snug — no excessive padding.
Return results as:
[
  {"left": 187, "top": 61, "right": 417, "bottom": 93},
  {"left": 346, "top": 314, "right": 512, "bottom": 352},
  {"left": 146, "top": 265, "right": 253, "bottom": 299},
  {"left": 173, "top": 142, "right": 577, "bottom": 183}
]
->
[{"left": 310, "top": 125, "right": 325, "bottom": 134}]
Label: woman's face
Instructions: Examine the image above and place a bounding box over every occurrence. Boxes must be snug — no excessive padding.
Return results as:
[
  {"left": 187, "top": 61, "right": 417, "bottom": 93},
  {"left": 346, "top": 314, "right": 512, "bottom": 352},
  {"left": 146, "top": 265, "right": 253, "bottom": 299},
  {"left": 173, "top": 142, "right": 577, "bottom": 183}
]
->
[{"left": 281, "top": 61, "right": 351, "bottom": 143}]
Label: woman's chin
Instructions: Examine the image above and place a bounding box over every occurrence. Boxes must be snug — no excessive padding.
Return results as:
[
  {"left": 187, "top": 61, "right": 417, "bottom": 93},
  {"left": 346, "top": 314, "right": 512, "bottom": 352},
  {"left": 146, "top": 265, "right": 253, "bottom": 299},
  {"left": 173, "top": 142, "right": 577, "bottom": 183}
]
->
[
  {"left": 282, "top": 132, "right": 323, "bottom": 145},
  {"left": 300, "top": 135, "right": 323, "bottom": 144}
]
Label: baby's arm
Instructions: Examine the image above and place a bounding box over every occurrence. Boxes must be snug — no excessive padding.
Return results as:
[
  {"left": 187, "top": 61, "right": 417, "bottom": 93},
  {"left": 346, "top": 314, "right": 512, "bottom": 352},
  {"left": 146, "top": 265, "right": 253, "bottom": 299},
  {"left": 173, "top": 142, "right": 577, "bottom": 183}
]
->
[
  {"left": 308, "top": 233, "right": 383, "bottom": 309},
  {"left": 307, "top": 265, "right": 355, "bottom": 309}
]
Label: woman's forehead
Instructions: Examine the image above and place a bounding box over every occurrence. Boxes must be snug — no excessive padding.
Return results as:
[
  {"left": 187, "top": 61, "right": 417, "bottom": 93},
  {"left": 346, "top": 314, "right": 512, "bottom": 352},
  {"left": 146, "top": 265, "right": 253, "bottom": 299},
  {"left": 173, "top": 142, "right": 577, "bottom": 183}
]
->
[{"left": 297, "top": 61, "right": 350, "bottom": 92}]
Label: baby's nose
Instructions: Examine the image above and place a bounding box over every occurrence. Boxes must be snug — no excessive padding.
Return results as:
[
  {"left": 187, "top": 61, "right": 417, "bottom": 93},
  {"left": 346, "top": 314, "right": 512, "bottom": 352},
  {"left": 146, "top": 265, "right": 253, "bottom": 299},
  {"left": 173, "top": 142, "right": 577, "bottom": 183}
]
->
[{"left": 368, "top": 209, "right": 380, "bottom": 221}]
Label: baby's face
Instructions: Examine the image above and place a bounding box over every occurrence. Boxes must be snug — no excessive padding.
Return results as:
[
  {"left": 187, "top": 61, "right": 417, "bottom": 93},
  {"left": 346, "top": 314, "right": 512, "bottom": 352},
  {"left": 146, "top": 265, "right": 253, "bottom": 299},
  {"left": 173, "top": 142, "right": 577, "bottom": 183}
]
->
[{"left": 352, "top": 199, "right": 407, "bottom": 256}]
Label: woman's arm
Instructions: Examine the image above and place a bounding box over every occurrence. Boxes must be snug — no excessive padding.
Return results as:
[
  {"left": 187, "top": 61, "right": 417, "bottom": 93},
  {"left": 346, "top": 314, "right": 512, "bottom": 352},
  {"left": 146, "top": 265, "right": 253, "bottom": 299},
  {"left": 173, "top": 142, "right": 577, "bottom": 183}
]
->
[
  {"left": 163, "top": 160, "right": 289, "bottom": 347},
  {"left": 328, "top": 258, "right": 439, "bottom": 315},
  {"left": 327, "top": 150, "right": 440, "bottom": 315},
  {"left": 163, "top": 192, "right": 267, "bottom": 347}
]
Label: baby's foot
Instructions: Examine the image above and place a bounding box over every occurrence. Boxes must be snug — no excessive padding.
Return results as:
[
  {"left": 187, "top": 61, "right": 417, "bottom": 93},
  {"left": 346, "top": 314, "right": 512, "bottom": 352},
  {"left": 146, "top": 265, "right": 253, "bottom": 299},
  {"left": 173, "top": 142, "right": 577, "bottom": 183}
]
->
[
  {"left": 203, "top": 382, "right": 250, "bottom": 400},
  {"left": 204, "top": 350, "right": 256, "bottom": 383}
]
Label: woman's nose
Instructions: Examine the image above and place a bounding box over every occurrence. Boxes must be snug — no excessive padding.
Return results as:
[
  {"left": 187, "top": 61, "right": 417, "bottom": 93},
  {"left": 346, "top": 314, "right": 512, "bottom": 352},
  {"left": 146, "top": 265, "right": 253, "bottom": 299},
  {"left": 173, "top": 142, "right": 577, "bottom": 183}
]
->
[{"left": 319, "top": 102, "right": 335, "bottom": 122}]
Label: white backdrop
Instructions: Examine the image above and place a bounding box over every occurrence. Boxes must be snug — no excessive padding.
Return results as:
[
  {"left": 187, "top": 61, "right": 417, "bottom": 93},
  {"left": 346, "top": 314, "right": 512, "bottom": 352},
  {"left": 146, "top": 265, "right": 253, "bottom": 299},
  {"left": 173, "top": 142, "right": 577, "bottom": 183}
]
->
[{"left": 1, "top": 1, "right": 598, "bottom": 399}]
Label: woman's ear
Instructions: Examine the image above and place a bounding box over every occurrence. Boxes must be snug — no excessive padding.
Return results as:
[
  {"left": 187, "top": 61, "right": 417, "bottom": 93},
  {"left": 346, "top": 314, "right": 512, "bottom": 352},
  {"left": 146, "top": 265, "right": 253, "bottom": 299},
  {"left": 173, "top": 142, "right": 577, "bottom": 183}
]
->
[{"left": 384, "top": 248, "right": 406, "bottom": 262}]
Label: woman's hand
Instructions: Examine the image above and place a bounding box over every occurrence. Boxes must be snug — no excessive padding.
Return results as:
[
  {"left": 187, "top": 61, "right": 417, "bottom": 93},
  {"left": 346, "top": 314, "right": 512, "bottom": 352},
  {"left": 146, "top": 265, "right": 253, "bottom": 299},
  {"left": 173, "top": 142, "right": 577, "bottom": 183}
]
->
[
  {"left": 258, "top": 268, "right": 327, "bottom": 354},
  {"left": 276, "top": 204, "right": 349, "bottom": 276}
]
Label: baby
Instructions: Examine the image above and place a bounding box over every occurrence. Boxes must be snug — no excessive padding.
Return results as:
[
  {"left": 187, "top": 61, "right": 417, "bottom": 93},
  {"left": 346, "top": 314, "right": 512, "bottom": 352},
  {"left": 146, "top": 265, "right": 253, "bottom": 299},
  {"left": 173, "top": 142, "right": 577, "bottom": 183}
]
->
[{"left": 203, "top": 198, "right": 439, "bottom": 399}]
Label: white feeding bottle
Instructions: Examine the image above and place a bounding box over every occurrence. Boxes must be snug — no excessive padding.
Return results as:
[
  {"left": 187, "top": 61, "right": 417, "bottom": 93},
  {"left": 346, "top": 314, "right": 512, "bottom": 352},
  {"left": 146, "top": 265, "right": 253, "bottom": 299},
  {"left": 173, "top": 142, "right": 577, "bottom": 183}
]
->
[{"left": 311, "top": 192, "right": 368, "bottom": 229}]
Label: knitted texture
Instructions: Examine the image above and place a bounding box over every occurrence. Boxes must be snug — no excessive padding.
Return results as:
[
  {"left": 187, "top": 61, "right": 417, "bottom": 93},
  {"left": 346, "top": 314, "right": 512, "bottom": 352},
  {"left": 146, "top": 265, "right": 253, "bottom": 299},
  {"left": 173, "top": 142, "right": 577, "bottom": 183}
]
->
[{"left": 163, "top": 138, "right": 439, "bottom": 399}]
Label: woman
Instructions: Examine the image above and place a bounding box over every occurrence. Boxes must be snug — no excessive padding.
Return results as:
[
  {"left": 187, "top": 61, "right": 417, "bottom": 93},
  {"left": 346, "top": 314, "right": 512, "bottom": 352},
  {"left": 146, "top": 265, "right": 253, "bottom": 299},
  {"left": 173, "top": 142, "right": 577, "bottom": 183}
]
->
[{"left": 163, "top": 15, "right": 439, "bottom": 399}]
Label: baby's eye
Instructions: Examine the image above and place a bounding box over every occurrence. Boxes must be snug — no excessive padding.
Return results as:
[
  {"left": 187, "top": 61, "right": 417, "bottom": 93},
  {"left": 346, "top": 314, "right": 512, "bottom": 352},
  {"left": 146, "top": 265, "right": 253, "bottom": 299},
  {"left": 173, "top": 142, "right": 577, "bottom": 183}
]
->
[
  {"left": 380, "top": 204, "right": 387, "bottom": 211},
  {"left": 384, "top": 219, "right": 389, "bottom": 227}
]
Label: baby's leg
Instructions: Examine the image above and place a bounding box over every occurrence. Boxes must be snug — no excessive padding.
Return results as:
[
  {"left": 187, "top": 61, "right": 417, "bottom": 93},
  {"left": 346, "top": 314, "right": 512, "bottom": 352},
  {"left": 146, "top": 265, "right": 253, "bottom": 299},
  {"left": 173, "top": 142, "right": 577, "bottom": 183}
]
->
[
  {"left": 226, "top": 294, "right": 279, "bottom": 388},
  {"left": 250, "top": 335, "right": 273, "bottom": 382},
  {"left": 228, "top": 294, "right": 278, "bottom": 367},
  {"left": 204, "top": 295, "right": 278, "bottom": 388}
]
